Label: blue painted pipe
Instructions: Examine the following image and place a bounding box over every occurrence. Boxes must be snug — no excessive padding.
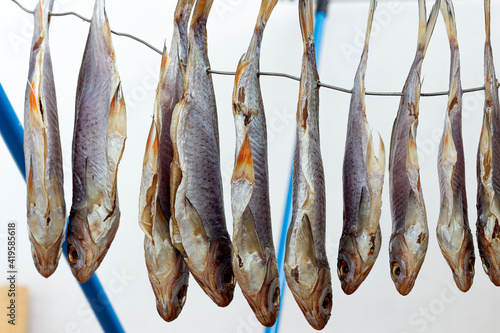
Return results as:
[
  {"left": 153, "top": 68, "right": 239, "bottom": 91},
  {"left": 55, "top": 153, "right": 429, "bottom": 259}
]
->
[
  {"left": 265, "top": 1, "right": 329, "bottom": 332},
  {"left": 0, "top": 82, "right": 124, "bottom": 333}
]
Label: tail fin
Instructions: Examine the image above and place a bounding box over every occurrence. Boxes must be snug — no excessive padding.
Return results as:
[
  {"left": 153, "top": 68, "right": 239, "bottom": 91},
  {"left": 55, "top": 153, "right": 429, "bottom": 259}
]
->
[
  {"left": 363, "top": 0, "right": 378, "bottom": 53},
  {"left": 256, "top": 0, "right": 278, "bottom": 28},
  {"left": 299, "top": 0, "right": 314, "bottom": 44},
  {"left": 485, "top": 0, "right": 491, "bottom": 45},
  {"left": 440, "top": 0, "right": 458, "bottom": 44},
  {"left": 191, "top": 0, "right": 214, "bottom": 27},
  {"left": 418, "top": 0, "right": 441, "bottom": 58}
]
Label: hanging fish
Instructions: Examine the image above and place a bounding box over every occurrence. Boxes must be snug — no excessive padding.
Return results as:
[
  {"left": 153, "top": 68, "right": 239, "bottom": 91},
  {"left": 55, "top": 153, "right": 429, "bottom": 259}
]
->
[
  {"left": 231, "top": 0, "right": 280, "bottom": 326},
  {"left": 170, "top": 0, "right": 235, "bottom": 307},
  {"left": 337, "top": 0, "right": 385, "bottom": 295},
  {"left": 24, "top": 0, "right": 65, "bottom": 278},
  {"left": 436, "top": 0, "right": 475, "bottom": 292},
  {"left": 138, "top": 0, "right": 193, "bottom": 321},
  {"left": 67, "top": 0, "right": 126, "bottom": 283},
  {"left": 476, "top": 0, "right": 500, "bottom": 286},
  {"left": 388, "top": 0, "right": 440, "bottom": 296},
  {"left": 284, "top": 0, "right": 332, "bottom": 330}
]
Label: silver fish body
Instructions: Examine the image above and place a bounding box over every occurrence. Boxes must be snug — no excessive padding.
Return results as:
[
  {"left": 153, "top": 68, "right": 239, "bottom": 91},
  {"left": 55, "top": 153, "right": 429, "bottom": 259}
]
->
[
  {"left": 139, "top": 0, "right": 193, "bottom": 321},
  {"left": 231, "top": 0, "right": 280, "bottom": 326},
  {"left": 388, "top": 0, "right": 440, "bottom": 296},
  {"left": 67, "top": 0, "right": 126, "bottom": 283},
  {"left": 24, "top": 0, "right": 66, "bottom": 278},
  {"left": 436, "top": 0, "right": 475, "bottom": 292},
  {"left": 337, "top": 0, "right": 385, "bottom": 295},
  {"left": 477, "top": 0, "right": 500, "bottom": 286},
  {"left": 170, "top": 0, "right": 235, "bottom": 307},
  {"left": 284, "top": 0, "right": 332, "bottom": 330}
]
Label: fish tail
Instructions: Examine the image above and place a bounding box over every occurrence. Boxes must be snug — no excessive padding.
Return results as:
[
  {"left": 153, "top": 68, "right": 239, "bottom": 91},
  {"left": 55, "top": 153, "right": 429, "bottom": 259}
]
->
[
  {"left": 299, "top": 0, "right": 314, "bottom": 44},
  {"left": 363, "top": 0, "right": 378, "bottom": 53},
  {"left": 440, "top": 0, "right": 457, "bottom": 43},
  {"left": 191, "top": 0, "right": 214, "bottom": 27},
  {"left": 485, "top": 0, "right": 491, "bottom": 45},
  {"left": 418, "top": 0, "right": 441, "bottom": 58},
  {"left": 256, "top": 0, "right": 278, "bottom": 29}
]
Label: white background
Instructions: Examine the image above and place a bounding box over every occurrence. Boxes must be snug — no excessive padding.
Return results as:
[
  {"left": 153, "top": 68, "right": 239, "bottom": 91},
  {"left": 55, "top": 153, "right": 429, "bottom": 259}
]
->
[{"left": 1, "top": 0, "right": 499, "bottom": 332}]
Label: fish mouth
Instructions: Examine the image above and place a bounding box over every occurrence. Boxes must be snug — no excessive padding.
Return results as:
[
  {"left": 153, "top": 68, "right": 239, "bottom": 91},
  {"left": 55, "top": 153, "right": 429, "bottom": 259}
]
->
[
  {"left": 337, "top": 234, "right": 379, "bottom": 295},
  {"left": 66, "top": 209, "right": 119, "bottom": 283},
  {"left": 477, "top": 230, "right": 500, "bottom": 286},
  {"left": 288, "top": 265, "right": 332, "bottom": 330},
  {"left": 438, "top": 231, "right": 475, "bottom": 292},
  {"left": 239, "top": 257, "right": 280, "bottom": 327},
  {"left": 189, "top": 237, "right": 235, "bottom": 307},
  {"left": 389, "top": 234, "right": 426, "bottom": 296},
  {"left": 29, "top": 229, "right": 65, "bottom": 278}
]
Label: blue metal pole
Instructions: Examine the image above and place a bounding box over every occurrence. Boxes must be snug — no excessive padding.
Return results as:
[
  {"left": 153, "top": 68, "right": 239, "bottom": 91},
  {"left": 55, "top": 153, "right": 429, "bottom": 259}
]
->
[
  {"left": 265, "top": 1, "right": 328, "bottom": 332},
  {"left": 0, "top": 82, "right": 125, "bottom": 333}
]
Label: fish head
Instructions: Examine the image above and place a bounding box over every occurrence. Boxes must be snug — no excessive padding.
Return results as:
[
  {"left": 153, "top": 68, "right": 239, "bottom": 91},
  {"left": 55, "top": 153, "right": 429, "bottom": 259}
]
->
[
  {"left": 239, "top": 257, "right": 280, "bottom": 327},
  {"left": 66, "top": 209, "right": 118, "bottom": 283},
  {"left": 477, "top": 226, "right": 500, "bottom": 286},
  {"left": 29, "top": 228, "right": 65, "bottom": 278},
  {"left": 389, "top": 233, "right": 427, "bottom": 295},
  {"left": 337, "top": 228, "right": 382, "bottom": 295},
  {"left": 145, "top": 241, "right": 190, "bottom": 322},
  {"left": 291, "top": 265, "right": 332, "bottom": 330},
  {"left": 193, "top": 236, "right": 235, "bottom": 307},
  {"left": 439, "top": 231, "right": 475, "bottom": 292}
]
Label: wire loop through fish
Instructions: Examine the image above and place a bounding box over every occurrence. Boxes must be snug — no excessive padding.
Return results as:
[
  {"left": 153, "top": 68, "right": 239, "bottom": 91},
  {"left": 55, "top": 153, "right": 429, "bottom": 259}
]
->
[{"left": 11, "top": 0, "right": 496, "bottom": 98}]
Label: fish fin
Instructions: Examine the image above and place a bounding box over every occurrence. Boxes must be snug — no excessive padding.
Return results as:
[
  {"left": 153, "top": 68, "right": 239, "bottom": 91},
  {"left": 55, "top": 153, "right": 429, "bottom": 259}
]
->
[
  {"left": 27, "top": 158, "right": 35, "bottom": 207},
  {"left": 235, "top": 208, "right": 264, "bottom": 262},
  {"left": 106, "top": 82, "right": 127, "bottom": 200},
  {"left": 234, "top": 59, "right": 251, "bottom": 88},
  {"left": 139, "top": 120, "right": 160, "bottom": 240},
  {"left": 191, "top": 0, "right": 214, "bottom": 27},
  {"left": 231, "top": 129, "right": 255, "bottom": 216},
  {"left": 299, "top": 0, "right": 314, "bottom": 43},
  {"left": 161, "top": 42, "right": 168, "bottom": 72},
  {"left": 295, "top": 214, "right": 317, "bottom": 267},
  {"left": 185, "top": 197, "right": 208, "bottom": 241},
  {"left": 28, "top": 81, "right": 45, "bottom": 129},
  {"left": 441, "top": 116, "right": 457, "bottom": 171},
  {"left": 377, "top": 132, "right": 386, "bottom": 172},
  {"left": 358, "top": 186, "right": 371, "bottom": 226},
  {"left": 406, "top": 121, "right": 421, "bottom": 195},
  {"left": 418, "top": 0, "right": 441, "bottom": 58},
  {"left": 440, "top": 0, "right": 457, "bottom": 43},
  {"left": 256, "top": 0, "right": 278, "bottom": 28},
  {"left": 169, "top": 214, "right": 186, "bottom": 257},
  {"left": 367, "top": 131, "right": 386, "bottom": 193}
]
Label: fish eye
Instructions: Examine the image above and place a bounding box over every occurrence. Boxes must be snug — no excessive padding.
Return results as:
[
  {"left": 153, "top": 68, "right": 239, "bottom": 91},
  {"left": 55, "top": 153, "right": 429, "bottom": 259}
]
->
[
  {"left": 467, "top": 257, "right": 475, "bottom": 274},
  {"left": 337, "top": 260, "right": 349, "bottom": 279},
  {"left": 222, "top": 267, "right": 235, "bottom": 288},
  {"left": 272, "top": 287, "right": 280, "bottom": 309},
  {"left": 177, "top": 285, "right": 187, "bottom": 305},
  {"left": 481, "top": 256, "right": 490, "bottom": 275},
  {"left": 391, "top": 261, "right": 401, "bottom": 278},
  {"left": 322, "top": 292, "right": 332, "bottom": 312},
  {"left": 68, "top": 246, "right": 78, "bottom": 264}
]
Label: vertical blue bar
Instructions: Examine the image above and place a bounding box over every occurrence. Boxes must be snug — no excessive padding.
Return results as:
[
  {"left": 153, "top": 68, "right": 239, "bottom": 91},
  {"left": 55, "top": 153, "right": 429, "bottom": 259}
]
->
[
  {"left": 265, "top": 1, "right": 328, "bottom": 333},
  {"left": 0, "top": 82, "right": 125, "bottom": 333}
]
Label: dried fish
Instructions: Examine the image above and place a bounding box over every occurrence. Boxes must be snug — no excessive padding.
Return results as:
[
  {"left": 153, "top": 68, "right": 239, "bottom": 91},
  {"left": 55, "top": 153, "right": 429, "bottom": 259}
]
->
[
  {"left": 388, "top": 0, "right": 440, "bottom": 296},
  {"left": 284, "top": 0, "right": 332, "bottom": 329},
  {"left": 138, "top": 0, "right": 193, "bottom": 321},
  {"left": 476, "top": 0, "right": 500, "bottom": 286},
  {"left": 24, "top": 0, "right": 65, "bottom": 278},
  {"left": 231, "top": 0, "right": 280, "bottom": 326},
  {"left": 170, "top": 0, "right": 235, "bottom": 307},
  {"left": 436, "top": 0, "right": 475, "bottom": 292},
  {"left": 337, "top": 0, "right": 385, "bottom": 295},
  {"left": 67, "top": 0, "right": 126, "bottom": 283}
]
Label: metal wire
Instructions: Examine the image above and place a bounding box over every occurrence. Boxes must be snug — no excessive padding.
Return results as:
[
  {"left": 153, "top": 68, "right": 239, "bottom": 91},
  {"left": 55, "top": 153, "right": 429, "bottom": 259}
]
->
[{"left": 10, "top": 0, "right": 496, "bottom": 97}]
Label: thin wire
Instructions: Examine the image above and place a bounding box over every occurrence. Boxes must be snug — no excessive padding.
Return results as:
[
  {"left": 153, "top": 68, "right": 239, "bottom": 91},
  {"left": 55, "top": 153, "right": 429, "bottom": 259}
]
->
[{"left": 11, "top": 0, "right": 495, "bottom": 97}]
